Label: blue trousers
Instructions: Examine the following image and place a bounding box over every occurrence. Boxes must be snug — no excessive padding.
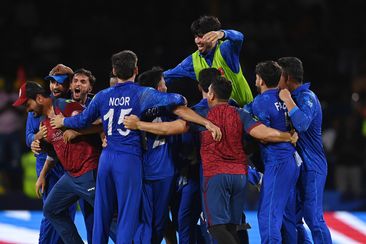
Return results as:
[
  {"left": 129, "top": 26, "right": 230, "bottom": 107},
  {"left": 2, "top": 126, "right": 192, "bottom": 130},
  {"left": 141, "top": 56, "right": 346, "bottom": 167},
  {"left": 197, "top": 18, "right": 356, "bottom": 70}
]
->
[
  {"left": 43, "top": 169, "right": 96, "bottom": 244},
  {"left": 37, "top": 158, "right": 75, "bottom": 244},
  {"left": 134, "top": 176, "right": 175, "bottom": 244},
  {"left": 202, "top": 174, "right": 247, "bottom": 226},
  {"left": 298, "top": 169, "right": 332, "bottom": 244},
  {"left": 171, "top": 177, "right": 202, "bottom": 244},
  {"left": 282, "top": 167, "right": 312, "bottom": 244},
  {"left": 93, "top": 150, "right": 142, "bottom": 244},
  {"left": 258, "top": 156, "right": 299, "bottom": 244}
]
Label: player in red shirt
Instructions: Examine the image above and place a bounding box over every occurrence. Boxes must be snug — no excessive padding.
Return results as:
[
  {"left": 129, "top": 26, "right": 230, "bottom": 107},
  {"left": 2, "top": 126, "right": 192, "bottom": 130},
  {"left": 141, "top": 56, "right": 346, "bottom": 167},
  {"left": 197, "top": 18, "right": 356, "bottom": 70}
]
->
[{"left": 13, "top": 81, "right": 101, "bottom": 244}]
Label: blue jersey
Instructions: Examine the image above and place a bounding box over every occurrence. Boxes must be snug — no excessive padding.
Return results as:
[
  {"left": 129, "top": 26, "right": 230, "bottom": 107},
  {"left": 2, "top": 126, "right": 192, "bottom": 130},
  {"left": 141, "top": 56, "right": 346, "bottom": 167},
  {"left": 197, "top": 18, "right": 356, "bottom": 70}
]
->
[
  {"left": 289, "top": 83, "right": 327, "bottom": 174},
  {"left": 64, "top": 81, "right": 185, "bottom": 156},
  {"left": 143, "top": 116, "right": 176, "bottom": 180},
  {"left": 164, "top": 30, "right": 244, "bottom": 83},
  {"left": 249, "top": 89, "right": 295, "bottom": 163}
]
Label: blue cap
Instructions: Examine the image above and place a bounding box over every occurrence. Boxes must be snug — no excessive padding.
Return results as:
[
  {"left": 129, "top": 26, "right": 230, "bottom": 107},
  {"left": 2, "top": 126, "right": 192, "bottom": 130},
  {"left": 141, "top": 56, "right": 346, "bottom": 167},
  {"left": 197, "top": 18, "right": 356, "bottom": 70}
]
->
[{"left": 44, "top": 74, "right": 69, "bottom": 84}]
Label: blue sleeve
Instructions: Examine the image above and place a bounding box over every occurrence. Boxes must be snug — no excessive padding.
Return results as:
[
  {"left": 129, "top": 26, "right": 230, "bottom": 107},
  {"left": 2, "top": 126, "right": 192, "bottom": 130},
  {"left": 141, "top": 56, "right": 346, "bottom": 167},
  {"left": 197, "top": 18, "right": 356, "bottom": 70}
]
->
[
  {"left": 25, "top": 113, "right": 38, "bottom": 148},
  {"left": 163, "top": 55, "right": 196, "bottom": 84},
  {"left": 289, "top": 93, "right": 316, "bottom": 132},
  {"left": 238, "top": 108, "right": 261, "bottom": 133},
  {"left": 63, "top": 93, "right": 101, "bottom": 129},
  {"left": 139, "top": 88, "right": 186, "bottom": 118},
  {"left": 220, "top": 29, "right": 244, "bottom": 73}
]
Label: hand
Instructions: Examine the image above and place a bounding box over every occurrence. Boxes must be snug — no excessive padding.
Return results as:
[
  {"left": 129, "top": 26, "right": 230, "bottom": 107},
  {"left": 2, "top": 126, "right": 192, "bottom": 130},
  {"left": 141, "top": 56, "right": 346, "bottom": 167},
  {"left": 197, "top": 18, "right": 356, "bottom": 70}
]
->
[
  {"left": 202, "top": 31, "right": 224, "bottom": 47},
  {"left": 102, "top": 137, "right": 108, "bottom": 148},
  {"left": 205, "top": 121, "right": 222, "bottom": 141},
  {"left": 35, "top": 175, "right": 46, "bottom": 198},
  {"left": 63, "top": 129, "right": 80, "bottom": 143},
  {"left": 51, "top": 114, "right": 65, "bottom": 129},
  {"left": 290, "top": 131, "right": 298, "bottom": 146},
  {"left": 34, "top": 124, "right": 48, "bottom": 140},
  {"left": 49, "top": 64, "right": 73, "bottom": 76},
  {"left": 31, "top": 140, "right": 42, "bottom": 155},
  {"left": 123, "top": 115, "right": 140, "bottom": 130},
  {"left": 279, "top": 89, "right": 292, "bottom": 102}
]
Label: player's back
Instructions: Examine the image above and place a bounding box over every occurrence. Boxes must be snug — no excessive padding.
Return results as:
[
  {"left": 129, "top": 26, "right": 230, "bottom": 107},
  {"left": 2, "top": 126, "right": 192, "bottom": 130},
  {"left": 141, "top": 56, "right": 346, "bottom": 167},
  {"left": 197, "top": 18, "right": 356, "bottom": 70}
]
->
[
  {"left": 96, "top": 81, "right": 185, "bottom": 156},
  {"left": 200, "top": 103, "right": 247, "bottom": 177},
  {"left": 96, "top": 82, "right": 147, "bottom": 156},
  {"left": 251, "top": 89, "right": 295, "bottom": 163},
  {"left": 142, "top": 116, "right": 176, "bottom": 180}
]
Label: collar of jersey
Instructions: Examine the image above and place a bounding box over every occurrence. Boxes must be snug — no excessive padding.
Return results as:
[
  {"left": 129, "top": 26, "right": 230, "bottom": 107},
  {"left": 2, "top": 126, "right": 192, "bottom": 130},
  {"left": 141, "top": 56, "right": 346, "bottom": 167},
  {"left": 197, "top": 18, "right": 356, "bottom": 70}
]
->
[
  {"left": 292, "top": 82, "right": 311, "bottom": 96},
  {"left": 115, "top": 81, "right": 135, "bottom": 87},
  {"left": 262, "top": 88, "right": 279, "bottom": 95}
]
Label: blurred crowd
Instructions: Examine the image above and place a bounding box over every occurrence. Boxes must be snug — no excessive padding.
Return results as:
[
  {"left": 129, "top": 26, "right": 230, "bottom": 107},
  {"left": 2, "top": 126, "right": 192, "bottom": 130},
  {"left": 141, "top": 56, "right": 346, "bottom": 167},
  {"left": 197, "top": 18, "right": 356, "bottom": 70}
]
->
[{"left": 0, "top": 0, "right": 366, "bottom": 209}]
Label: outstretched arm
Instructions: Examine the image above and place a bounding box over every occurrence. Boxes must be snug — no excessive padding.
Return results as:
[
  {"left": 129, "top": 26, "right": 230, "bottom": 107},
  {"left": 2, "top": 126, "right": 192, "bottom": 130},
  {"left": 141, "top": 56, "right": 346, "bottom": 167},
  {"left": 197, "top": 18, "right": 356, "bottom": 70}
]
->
[
  {"left": 163, "top": 56, "right": 196, "bottom": 84},
  {"left": 124, "top": 115, "right": 188, "bottom": 135},
  {"left": 249, "top": 124, "right": 298, "bottom": 144},
  {"left": 62, "top": 124, "right": 103, "bottom": 143},
  {"left": 239, "top": 108, "right": 298, "bottom": 144},
  {"left": 173, "top": 106, "right": 221, "bottom": 141}
]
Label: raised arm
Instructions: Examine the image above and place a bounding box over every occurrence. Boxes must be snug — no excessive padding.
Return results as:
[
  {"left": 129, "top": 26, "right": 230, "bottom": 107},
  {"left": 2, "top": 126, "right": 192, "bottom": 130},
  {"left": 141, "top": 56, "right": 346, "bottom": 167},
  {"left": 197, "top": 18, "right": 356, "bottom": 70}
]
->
[
  {"left": 219, "top": 30, "right": 244, "bottom": 73},
  {"left": 163, "top": 56, "right": 196, "bottom": 84}
]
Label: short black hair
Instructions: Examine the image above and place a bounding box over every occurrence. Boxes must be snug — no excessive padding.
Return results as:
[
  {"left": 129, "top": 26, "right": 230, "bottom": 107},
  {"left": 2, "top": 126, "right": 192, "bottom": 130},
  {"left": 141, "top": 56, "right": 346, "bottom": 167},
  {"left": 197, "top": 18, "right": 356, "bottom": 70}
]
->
[
  {"left": 210, "top": 76, "right": 232, "bottom": 101},
  {"left": 138, "top": 67, "right": 163, "bottom": 89},
  {"left": 73, "top": 68, "right": 96, "bottom": 87},
  {"left": 111, "top": 50, "right": 138, "bottom": 80},
  {"left": 255, "top": 61, "right": 282, "bottom": 88},
  {"left": 26, "top": 81, "right": 49, "bottom": 100},
  {"left": 198, "top": 68, "right": 221, "bottom": 93},
  {"left": 191, "top": 16, "right": 221, "bottom": 36},
  {"left": 277, "top": 57, "right": 304, "bottom": 84}
]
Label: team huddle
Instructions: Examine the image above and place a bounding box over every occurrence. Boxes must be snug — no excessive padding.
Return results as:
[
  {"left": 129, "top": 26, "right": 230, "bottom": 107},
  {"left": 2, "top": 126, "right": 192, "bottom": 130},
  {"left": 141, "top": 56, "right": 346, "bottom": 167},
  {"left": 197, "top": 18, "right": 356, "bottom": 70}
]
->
[{"left": 13, "top": 16, "right": 332, "bottom": 244}]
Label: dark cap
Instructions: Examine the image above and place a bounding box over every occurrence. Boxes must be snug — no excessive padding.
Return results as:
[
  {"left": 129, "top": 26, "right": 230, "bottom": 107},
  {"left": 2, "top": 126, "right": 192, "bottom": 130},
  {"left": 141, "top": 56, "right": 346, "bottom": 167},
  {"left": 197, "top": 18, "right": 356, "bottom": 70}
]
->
[{"left": 12, "top": 81, "right": 48, "bottom": 107}]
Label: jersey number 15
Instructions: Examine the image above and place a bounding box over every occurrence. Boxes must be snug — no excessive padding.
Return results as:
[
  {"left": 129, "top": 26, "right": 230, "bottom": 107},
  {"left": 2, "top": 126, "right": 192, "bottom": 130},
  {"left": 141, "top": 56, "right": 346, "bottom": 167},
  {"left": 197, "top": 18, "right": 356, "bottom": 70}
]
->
[{"left": 103, "top": 108, "right": 132, "bottom": 136}]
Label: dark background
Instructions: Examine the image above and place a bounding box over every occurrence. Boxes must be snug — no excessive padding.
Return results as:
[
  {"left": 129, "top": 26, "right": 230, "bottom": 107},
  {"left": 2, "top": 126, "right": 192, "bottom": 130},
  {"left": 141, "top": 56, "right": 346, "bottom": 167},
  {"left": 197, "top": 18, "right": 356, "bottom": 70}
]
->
[{"left": 0, "top": 0, "right": 366, "bottom": 210}]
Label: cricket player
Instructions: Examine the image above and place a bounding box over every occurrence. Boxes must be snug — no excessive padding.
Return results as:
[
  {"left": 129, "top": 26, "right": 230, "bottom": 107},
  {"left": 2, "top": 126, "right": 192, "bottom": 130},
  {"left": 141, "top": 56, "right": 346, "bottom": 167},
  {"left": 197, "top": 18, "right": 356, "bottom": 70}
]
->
[
  {"left": 14, "top": 81, "right": 102, "bottom": 244},
  {"left": 25, "top": 67, "right": 73, "bottom": 244},
  {"left": 278, "top": 57, "right": 332, "bottom": 244},
  {"left": 164, "top": 15, "right": 253, "bottom": 106},
  {"left": 246, "top": 61, "right": 300, "bottom": 243}
]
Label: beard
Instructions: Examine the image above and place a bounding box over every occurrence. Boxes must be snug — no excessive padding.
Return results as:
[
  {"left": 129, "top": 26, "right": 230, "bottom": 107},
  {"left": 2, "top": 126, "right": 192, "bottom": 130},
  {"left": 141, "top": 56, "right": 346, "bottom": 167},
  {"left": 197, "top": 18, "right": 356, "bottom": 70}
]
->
[{"left": 256, "top": 86, "right": 262, "bottom": 94}]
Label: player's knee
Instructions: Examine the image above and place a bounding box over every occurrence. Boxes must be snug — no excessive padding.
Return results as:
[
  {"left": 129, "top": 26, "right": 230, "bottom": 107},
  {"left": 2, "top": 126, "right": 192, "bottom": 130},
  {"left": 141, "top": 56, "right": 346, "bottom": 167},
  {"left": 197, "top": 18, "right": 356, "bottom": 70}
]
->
[{"left": 43, "top": 201, "right": 55, "bottom": 219}]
